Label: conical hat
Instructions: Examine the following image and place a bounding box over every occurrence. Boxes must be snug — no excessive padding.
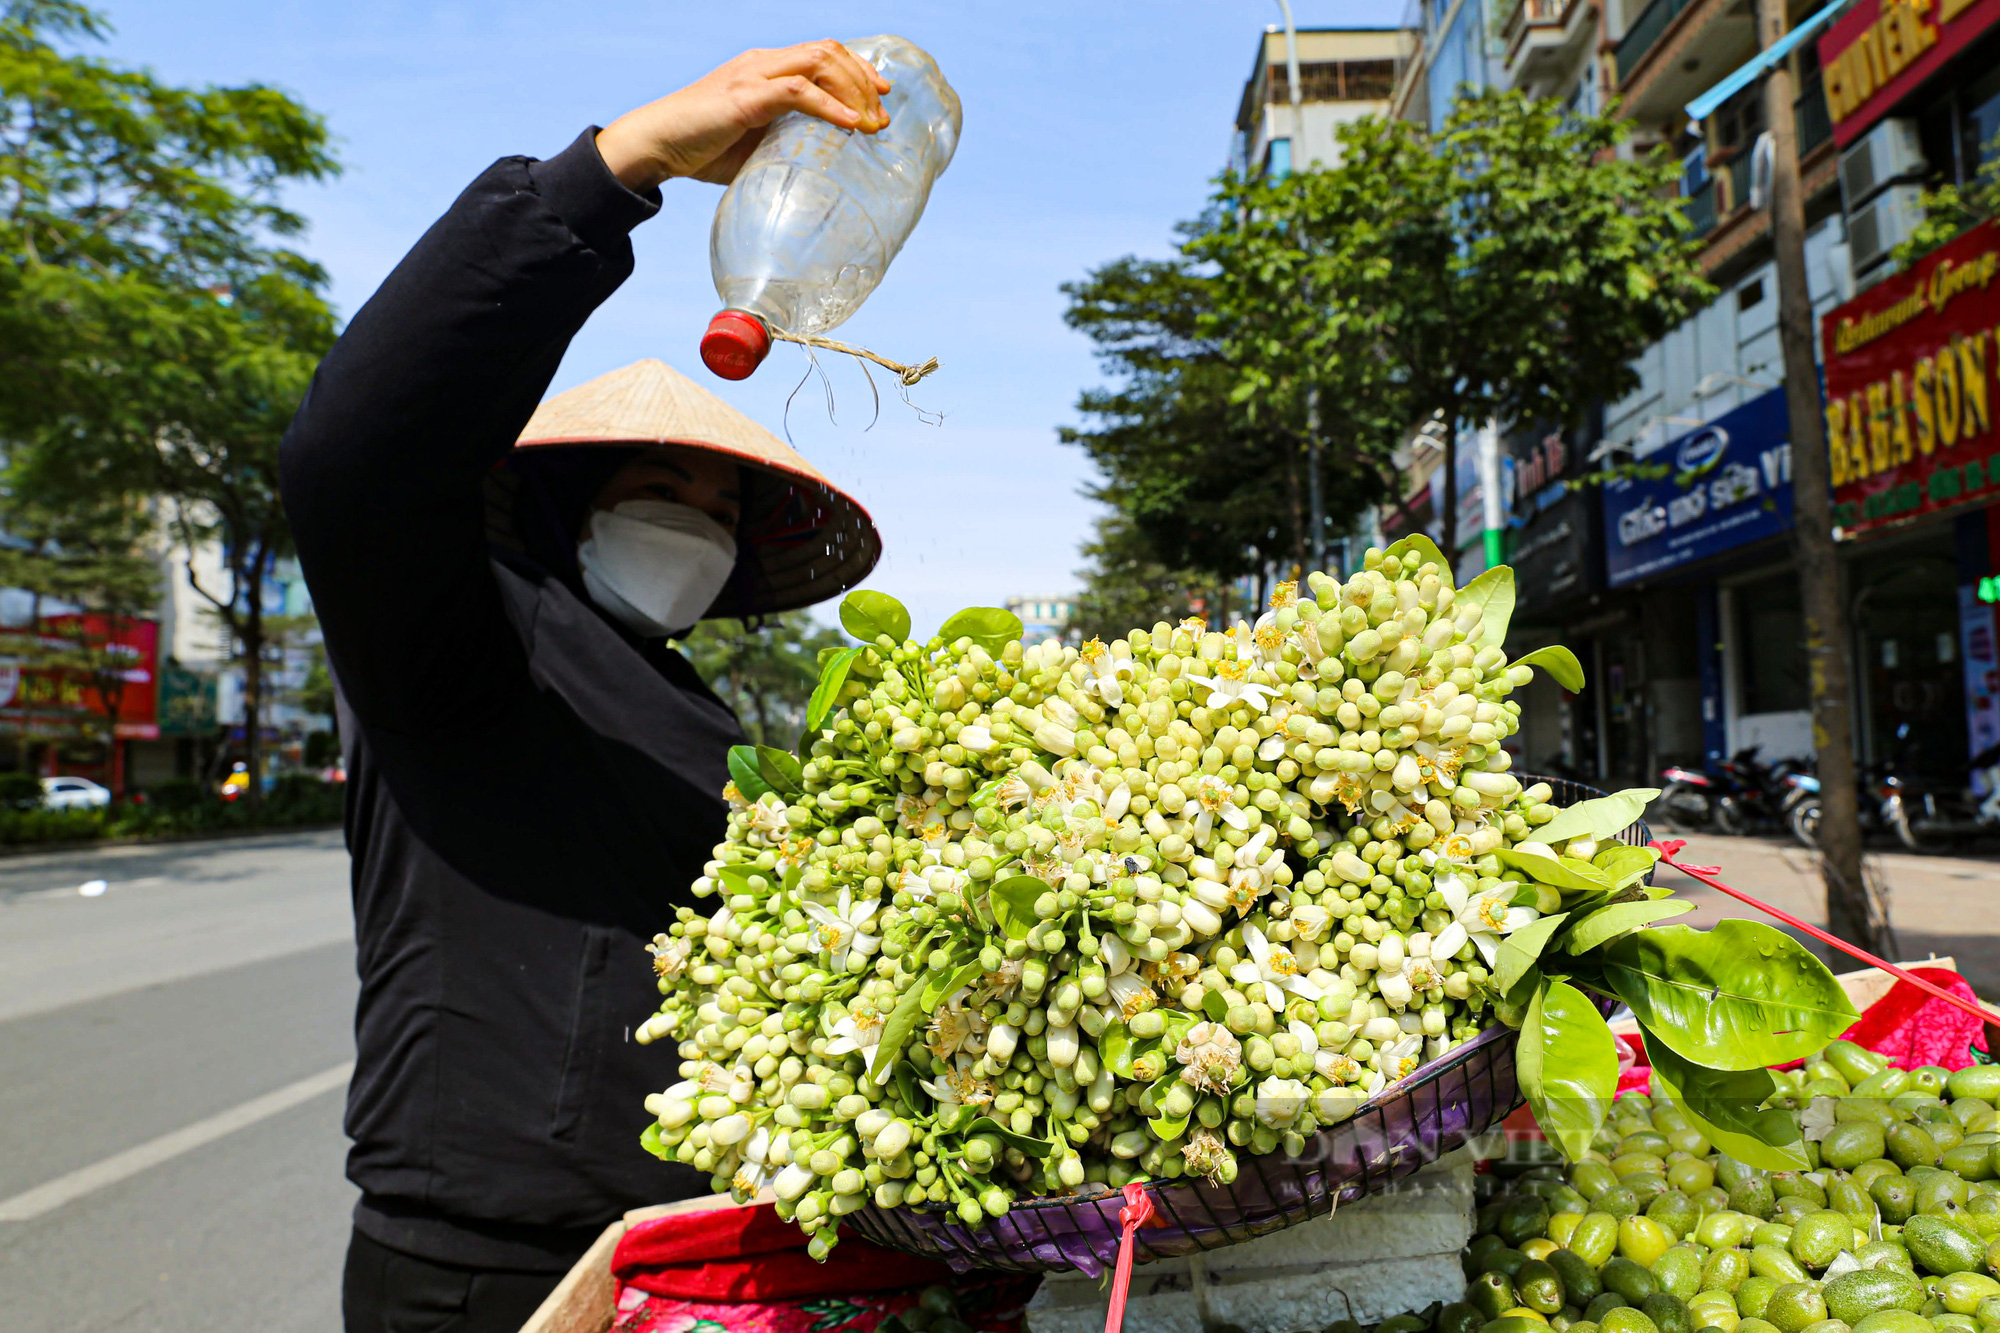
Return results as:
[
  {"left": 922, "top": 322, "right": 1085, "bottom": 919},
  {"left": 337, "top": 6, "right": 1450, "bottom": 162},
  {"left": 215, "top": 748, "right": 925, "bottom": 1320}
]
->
[{"left": 511, "top": 358, "right": 880, "bottom": 618}]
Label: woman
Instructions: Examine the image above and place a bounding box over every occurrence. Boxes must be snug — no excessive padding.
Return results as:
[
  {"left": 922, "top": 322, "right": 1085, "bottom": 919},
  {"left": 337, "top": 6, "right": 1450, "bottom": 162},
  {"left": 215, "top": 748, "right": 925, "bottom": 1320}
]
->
[{"left": 279, "top": 41, "right": 890, "bottom": 1333}]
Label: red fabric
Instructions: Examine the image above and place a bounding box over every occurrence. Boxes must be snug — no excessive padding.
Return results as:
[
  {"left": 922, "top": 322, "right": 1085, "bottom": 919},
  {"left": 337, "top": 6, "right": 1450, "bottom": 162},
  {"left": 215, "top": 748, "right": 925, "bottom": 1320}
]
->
[
  {"left": 608, "top": 1275, "right": 1040, "bottom": 1332},
  {"left": 611, "top": 1203, "right": 953, "bottom": 1302},
  {"left": 1836, "top": 966, "right": 1990, "bottom": 1071}
]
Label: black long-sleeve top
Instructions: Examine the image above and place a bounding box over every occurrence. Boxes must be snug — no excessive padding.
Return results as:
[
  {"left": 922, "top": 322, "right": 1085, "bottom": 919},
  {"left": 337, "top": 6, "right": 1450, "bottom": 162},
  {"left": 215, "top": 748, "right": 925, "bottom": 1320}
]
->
[{"left": 279, "top": 129, "right": 744, "bottom": 1270}]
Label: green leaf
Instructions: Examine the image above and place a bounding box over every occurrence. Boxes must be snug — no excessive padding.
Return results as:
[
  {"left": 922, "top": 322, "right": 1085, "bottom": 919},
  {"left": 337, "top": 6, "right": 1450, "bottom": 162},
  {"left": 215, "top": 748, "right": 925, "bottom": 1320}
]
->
[
  {"left": 1100, "top": 1021, "right": 1136, "bottom": 1078},
  {"left": 1565, "top": 899, "right": 1694, "bottom": 955},
  {"left": 923, "top": 956, "right": 984, "bottom": 1010},
  {"left": 1514, "top": 644, "right": 1586, "bottom": 691},
  {"left": 1495, "top": 848, "right": 1614, "bottom": 895},
  {"left": 987, "top": 875, "right": 1049, "bottom": 942},
  {"left": 965, "top": 1116, "right": 1054, "bottom": 1158},
  {"left": 1515, "top": 978, "right": 1619, "bottom": 1161},
  {"left": 1600, "top": 920, "right": 1861, "bottom": 1070},
  {"left": 840, "top": 590, "right": 911, "bottom": 645},
  {"left": 1535, "top": 788, "right": 1661, "bottom": 847},
  {"left": 938, "top": 607, "right": 1025, "bottom": 653},
  {"left": 1458, "top": 564, "right": 1516, "bottom": 649},
  {"left": 1202, "top": 987, "right": 1230, "bottom": 1023},
  {"left": 804, "top": 646, "right": 861, "bottom": 736},
  {"left": 1495, "top": 910, "right": 1569, "bottom": 995},
  {"left": 1384, "top": 534, "right": 1452, "bottom": 583},
  {"left": 1593, "top": 844, "right": 1660, "bottom": 889},
  {"left": 640, "top": 1120, "right": 671, "bottom": 1160},
  {"left": 756, "top": 745, "right": 803, "bottom": 795},
  {"left": 870, "top": 974, "right": 932, "bottom": 1086},
  {"left": 1646, "top": 1029, "right": 1808, "bottom": 1170},
  {"left": 937, "top": 1102, "right": 976, "bottom": 1133},
  {"left": 894, "top": 1062, "right": 920, "bottom": 1113},
  {"left": 1149, "top": 1113, "right": 1190, "bottom": 1142},
  {"left": 727, "top": 745, "right": 772, "bottom": 801}
]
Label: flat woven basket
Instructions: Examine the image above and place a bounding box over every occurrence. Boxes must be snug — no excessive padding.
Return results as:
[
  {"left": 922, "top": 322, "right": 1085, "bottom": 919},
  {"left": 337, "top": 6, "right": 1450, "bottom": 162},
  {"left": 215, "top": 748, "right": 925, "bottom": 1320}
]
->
[{"left": 844, "top": 776, "right": 1648, "bottom": 1276}]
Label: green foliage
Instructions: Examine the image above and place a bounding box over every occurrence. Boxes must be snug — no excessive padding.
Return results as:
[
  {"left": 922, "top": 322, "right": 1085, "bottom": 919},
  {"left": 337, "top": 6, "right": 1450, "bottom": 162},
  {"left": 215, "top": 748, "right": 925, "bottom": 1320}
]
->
[
  {"left": 1890, "top": 140, "right": 2000, "bottom": 270},
  {"left": 0, "top": 772, "right": 344, "bottom": 844},
  {"left": 1065, "top": 505, "right": 1220, "bottom": 641},
  {"left": 678, "top": 612, "right": 850, "bottom": 746}
]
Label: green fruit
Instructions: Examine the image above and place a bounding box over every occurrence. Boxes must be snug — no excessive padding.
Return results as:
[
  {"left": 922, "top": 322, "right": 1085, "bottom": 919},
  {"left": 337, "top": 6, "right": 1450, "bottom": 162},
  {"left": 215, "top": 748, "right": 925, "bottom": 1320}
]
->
[
  {"left": 1829, "top": 1177, "right": 1877, "bottom": 1226},
  {"left": 1519, "top": 1260, "right": 1568, "bottom": 1315},
  {"left": 1948, "top": 1069, "right": 2000, "bottom": 1104},
  {"left": 1944, "top": 1142, "right": 1997, "bottom": 1183},
  {"left": 1932, "top": 1121, "right": 1968, "bottom": 1154},
  {"left": 1643, "top": 1294, "right": 1695, "bottom": 1333},
  {"left": 1382, "top": 1316, "right": 1432, "bottom": 1333},
  {"left": 1703, "top": 1247, "right": 1752, "bottom": 1292},
  {"left": 1485, "top": 1250, "right": 1533, "bottom": 1278},
  {"left": 1695, "top": 1188, "right": 1733, "bottom": 1216},
  {"left": 1764, "top": 1283, "right": 1830, "bottom": 1333},
  {"left": 1824, "top": 1125, "right": 1889, "bottom": 1172},
  {"left": 1691, "top": 1292, "right": 1740, "bottom": 1321},
  {"left": 1605, "top": 1258, "right": 1665, "bottom": 1304},
  {"left": 1754, "top": 1224, "right": 1798, "bottom": 1252},
  {"left": 1569, "top": 1324, "right": 1602, "bottom": 1333},
  {"left": 1617, "top": 1153, "right": 1671, "bottom": 1180},
  {"left": 1918, "top": 1171, "right": 1972, "bottom": 1215},
  {"left": 1885, "top": 1123, "right": 1940, "bottom": 1171},
  {"left": 1847, "top": 1313, "right": 1931, "bottom": 1333},
  {"left": 1655, "top": 1248, "right": 1703, "bottom": 1300},
  {"left": 1855, "top": 1241, "right": 1915, "bottom": 1272},
  {"left": 1839, "top": 1102, "right": 1898, "bottom": 1129},
  {"left": 1717, "top": 1160, "right": 1765, "bottom": 1191},
  {"left": 1700, "top": 1213, "right": 1759, "bottom": 1249},
  {"left": 1551, "top": 1249, "right": 1605, "bottom": 1305},
  {"left": 1480, "top": 1320, "right": 1547, "bottom": 1333},
  {"left": 1824, "top": 1267, "right": 1928, "bottom": 1323},
  {"left": 1735, "top": 1320, "right": 1784, "bottom": 1333},
  {"left": 1935, "top": 1315, "right": 1980, "bottom": 1333},
  {"left": 1938, "top": 1274, "right": 2000, "bottom": 1315},
  {"left": 1974, "top": 1294, "right": 2000, "bottom": 1326},
  {"left": 1871, "top": 1176, "right": 1918, "bottom": 1226},
  {"left": 1599, "top": 1188, "right": 1645, "bottom": 1220},
  {"left": 1624, "top": 1218, "right": 1675, "bottom": 1268},
  {"left": 1589, "top": 1294, "right": 1635, "bottom": 1322},
  {"left": 1797, "top": 1322, "right": 1850, "bottom": 1333},
  {"left": 1732, "top": 1179, "right": 1779, "bottom": 1221},
  {"left": 1824, "top": 1041, "right": 1889, "bottom": 1087},
  {"left": 1631, "top": 1177, "right": 1674, "bottom": 1206},
  {"left": 1602, "top": 1309, "right": 1662, "bottom": 1333},
  {"left": 1574, "top": 1162, "right": 1624, "bottom": 1199},
  {"left": 1951, "top": 1102, "right": 1997, "bottom": 1135},
  {"left": 1739, "top": 1277, "right": 1781, "bottom": 1320},
  {"left": 1441, "top": 1303, "right": 1489, "bottom": 1333},
  {"left": 1773, "top": 1174, "right": 1829, "bottom": 1209},
  {"left": 1471, "top": 1272, "right": 1520, "bottom": 1320},
  {"left": 1852, "top": 1162, "right": 1903, "bottom": 1193},
  {"left": 1325, "top": 1321, "right": 1365, "bottom": 1333},
  {"left": 1672, "top": 1160, "right": 1720, "bottom": 1195},
  {"left": 1569, "top": 1212, "right": 1619, "bottom": 1268},
  {"left": 1651, "top": 1192, "right": 1701, "bottom": 1239},
  {"left": 1794, "top": 1211, "right": 1857, "bottom": 1271},
  {"left": 1750, "top": 1245, "right": 1809, "bottom": 1285},
  {"left": 1963, "top": 1195, "right": 2000, "bottom": 1240},
  {"left": 1855, "top": 1070, "right": 1912, "bottom": 1099},
  {"left": 1501, "top": 1197, "right": 1557, "bottom": 1247},
  {"left": 1903, "top": 1214, "right": 1987, "bottom": 1274}
]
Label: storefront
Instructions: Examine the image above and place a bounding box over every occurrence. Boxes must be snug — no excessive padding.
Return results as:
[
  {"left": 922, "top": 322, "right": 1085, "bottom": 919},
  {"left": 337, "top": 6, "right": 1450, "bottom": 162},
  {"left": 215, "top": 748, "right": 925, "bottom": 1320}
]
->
[
  {"left": 1822, "top": 216, "right": 2000, "bottom": 779},
  {"left": 1504, "top": 418, "right": 1605, "bottom": 780}
]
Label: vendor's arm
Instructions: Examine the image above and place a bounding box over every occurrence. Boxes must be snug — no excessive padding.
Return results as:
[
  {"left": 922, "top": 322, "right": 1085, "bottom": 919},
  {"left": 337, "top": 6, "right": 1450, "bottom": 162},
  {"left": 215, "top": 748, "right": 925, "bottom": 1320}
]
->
[{"left": 278, "top": 41, "right": 889, "bottom": 736}]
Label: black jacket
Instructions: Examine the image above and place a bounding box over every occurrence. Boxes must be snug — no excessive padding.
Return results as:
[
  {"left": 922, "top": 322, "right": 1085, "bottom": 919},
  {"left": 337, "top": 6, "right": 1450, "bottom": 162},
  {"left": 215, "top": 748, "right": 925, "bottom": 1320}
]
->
[{"left": 280, "top": 130, "right": 743, "bottom": 1270}]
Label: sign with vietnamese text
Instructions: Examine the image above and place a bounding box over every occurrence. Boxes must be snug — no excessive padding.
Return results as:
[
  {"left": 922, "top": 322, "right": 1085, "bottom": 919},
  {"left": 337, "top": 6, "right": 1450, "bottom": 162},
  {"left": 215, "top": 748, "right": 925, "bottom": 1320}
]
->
[
  {"left": 1602, "top": 389, "right": 1795, "bottom": 587},
  {"left": 1819, "top": 0, "right": 2000, "bottom": 148},
  {"left": 0, "top": 615, "right": 160, "bottom": 739},
  {"left": 1823, "top": 219, "right": 2000, "bottom": 536}
]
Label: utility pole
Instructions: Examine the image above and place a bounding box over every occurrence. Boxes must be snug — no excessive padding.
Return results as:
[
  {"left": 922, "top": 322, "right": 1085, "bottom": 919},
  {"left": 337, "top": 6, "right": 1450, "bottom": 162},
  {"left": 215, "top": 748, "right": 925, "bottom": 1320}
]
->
[{"left": 1757, "top": 0, "right": 1876, "bottom": 949}]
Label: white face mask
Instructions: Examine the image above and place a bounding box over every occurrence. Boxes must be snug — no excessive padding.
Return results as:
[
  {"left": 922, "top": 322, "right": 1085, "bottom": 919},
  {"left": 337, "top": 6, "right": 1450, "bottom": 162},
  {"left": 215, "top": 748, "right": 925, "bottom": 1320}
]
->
[{"left": 577, "top": 500, "right": 738, "bottom": 638}]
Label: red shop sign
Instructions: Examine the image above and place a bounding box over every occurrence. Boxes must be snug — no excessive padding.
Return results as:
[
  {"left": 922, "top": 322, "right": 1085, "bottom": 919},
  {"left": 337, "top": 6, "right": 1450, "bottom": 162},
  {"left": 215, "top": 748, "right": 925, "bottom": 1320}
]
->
[
  {"left": 1823, "top": 219, "right": 2000, "bottom": 537},
  {"left": 1819, "top": 0, "right": 2000, "bottom": 149}
]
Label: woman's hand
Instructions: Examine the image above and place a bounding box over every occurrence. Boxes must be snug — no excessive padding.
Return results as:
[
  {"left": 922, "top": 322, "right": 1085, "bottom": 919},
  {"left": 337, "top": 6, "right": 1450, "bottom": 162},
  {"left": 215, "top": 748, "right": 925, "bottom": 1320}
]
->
[{"left": 596, "top": 41, "right": 890, "bottom": 191}]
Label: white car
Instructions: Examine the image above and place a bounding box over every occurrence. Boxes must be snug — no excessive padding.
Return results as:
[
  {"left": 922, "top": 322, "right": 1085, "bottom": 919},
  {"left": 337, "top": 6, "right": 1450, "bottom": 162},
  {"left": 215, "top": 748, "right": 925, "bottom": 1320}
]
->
[{"left": 42, "top": 776, "right": 111, "bottom": 810}]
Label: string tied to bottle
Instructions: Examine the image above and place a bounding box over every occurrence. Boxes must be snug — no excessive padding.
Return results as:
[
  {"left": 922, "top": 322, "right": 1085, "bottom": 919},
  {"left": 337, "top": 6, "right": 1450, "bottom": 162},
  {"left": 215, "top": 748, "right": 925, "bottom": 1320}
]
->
[{"left": 769, "top": 327, "right": 940, "bottom": 388}]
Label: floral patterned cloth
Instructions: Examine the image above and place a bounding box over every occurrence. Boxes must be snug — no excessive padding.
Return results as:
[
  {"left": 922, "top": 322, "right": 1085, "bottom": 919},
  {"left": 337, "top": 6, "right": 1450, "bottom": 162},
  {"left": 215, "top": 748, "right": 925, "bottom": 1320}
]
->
[{"left": 609, "top": 1274, "right": 1040, "bottom": 1333}]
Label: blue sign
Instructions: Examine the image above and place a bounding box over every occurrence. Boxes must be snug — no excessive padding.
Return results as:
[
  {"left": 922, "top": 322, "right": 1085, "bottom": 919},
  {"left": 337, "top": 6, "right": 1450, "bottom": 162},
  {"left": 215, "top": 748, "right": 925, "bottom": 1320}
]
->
[{"left": 1602, "top": 388, "right": 1795, "bottom": 588}]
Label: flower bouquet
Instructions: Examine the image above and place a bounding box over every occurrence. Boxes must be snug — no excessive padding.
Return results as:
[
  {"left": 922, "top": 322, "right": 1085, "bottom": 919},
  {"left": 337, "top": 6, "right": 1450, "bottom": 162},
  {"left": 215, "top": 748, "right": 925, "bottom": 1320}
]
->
[{"left": 634, "top": 537, "right": 1859, "bottom": 1271}]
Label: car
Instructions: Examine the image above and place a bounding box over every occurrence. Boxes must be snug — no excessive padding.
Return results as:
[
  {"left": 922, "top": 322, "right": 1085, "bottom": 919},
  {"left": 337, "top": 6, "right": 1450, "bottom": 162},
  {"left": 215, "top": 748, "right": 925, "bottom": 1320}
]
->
[{"left": 41, "top": 776, "right": 111, "bottom": 810}]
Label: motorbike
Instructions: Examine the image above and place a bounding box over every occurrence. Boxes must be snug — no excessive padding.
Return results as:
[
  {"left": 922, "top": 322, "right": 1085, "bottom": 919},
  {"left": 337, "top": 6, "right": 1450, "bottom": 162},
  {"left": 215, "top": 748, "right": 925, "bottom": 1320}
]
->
[
  {"left": 1784, "top": 729, "right": 2000, "bottom": 849},
  {"left": 1659, "top": 746, "right": 1808, "bottom": 834}
]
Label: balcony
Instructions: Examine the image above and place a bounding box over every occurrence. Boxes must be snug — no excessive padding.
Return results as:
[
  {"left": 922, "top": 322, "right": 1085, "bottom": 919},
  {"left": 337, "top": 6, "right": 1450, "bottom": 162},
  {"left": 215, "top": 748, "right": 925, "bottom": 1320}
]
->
[
  {"left": 1615, "top": 0, "right": 1693, "bottom": 84},
  {"left": 1502, "top": 0, "right": 1596, "bottom": 92},
  {"left": 1612, "top": 0, "right": 1757, "bottom": 128},
  {"left": 1684, "top": 176, "right": 1722, "bottom": 238},
  {"left": 1795, "top": 79, "right": 1832, "bottom": 157}
]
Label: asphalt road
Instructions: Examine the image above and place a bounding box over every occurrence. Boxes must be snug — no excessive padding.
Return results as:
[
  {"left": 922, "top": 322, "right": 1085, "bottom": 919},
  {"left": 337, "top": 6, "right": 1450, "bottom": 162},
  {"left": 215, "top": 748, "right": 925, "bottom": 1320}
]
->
[{"left": 0, "top": 830, "right": 358, "bottom": 1332}]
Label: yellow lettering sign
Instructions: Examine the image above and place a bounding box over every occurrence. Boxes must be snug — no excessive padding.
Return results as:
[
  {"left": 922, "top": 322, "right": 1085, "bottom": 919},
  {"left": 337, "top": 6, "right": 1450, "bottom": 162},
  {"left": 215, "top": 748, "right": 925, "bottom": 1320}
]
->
[{"left": 1915, "top": 354, "right": 1938, "bottom": 453}]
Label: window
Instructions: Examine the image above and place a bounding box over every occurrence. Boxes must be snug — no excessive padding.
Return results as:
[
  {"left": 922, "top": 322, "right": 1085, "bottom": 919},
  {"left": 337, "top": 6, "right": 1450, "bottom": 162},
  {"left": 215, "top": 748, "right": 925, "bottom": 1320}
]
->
[
  {"left": 1342, "top": 60, "right": 1396, "bottom": 101},
  {"left": 1737, "top": 278, "right": 1765, "bottom": 311},
  {"left": 1734, "top": 574, "right": 1809, "bottom": 714},
  {"left": 1265, "top": 137, "right": 1293, "bottom": 179}
]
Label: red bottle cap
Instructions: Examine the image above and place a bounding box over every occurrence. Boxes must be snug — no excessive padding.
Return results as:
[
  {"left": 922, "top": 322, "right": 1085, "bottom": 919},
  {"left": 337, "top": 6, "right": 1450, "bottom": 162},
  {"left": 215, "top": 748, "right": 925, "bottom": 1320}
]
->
[{"left": 700, "top": 310, "right": 771, "bottom": 380}]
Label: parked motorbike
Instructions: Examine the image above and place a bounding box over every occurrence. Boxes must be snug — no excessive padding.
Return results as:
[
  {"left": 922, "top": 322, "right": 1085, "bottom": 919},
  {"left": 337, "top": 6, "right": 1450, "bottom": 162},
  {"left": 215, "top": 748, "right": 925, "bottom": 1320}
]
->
[
  {"left": 1784, "top": 728, "right": 2000, "bottom": 850},
  {"left": 1659, "top": 746, "right": 1808, "bottom": 834}
]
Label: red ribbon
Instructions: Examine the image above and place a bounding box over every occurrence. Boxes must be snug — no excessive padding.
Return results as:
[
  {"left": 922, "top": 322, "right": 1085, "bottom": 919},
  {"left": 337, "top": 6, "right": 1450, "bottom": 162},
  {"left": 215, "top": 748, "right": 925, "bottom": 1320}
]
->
[
  {"left": 1649, "top": 839, "right": 1997, "bottom": 1031},
  {"left": 1104, "top": 1181, "right": 1156, "bottom": 1333}
]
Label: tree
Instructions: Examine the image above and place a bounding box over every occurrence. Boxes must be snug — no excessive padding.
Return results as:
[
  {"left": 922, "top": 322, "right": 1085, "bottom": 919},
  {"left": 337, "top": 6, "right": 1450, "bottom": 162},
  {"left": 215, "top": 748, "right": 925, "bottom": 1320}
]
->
[
  {"left": 1066, "top": 503, "right": 1219, "bottom": 642},
  {"left": 1891, "top": 138, "right": 2000, "bottom": 269},
  {"left": 0, "top": 1, "right": 338, "bottom": 810},
  {"left": 1322, "top": 91, "right": 1712, "bottom": 559},
  {"left": 0, "top": 475, "right": 158, "bottom": 779},
  {"left": 677, "top": 613, "right": 850, "bottom": 747}
]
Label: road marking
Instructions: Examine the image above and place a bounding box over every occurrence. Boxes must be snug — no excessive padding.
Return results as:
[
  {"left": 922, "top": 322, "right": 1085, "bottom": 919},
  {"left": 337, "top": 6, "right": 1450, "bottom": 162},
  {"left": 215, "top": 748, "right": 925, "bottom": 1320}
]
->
[{"left": 0, "top": 1061, "right": 353, "bottom": 1223}]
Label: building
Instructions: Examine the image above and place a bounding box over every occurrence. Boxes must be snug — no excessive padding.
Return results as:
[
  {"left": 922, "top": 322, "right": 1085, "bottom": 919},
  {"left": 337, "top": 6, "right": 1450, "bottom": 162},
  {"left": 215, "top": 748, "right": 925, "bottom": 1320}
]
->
[
  {"left": 1006, "top": 597, "right": 1077, "bottom": 645},
  {"left": 1232, "top": 25, "right": 1420, "bottom": 176}
]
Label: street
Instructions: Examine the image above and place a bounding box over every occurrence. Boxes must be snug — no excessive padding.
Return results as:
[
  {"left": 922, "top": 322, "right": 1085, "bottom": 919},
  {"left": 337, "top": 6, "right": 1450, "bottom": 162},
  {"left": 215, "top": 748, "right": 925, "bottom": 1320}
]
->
[
  {"left": 0, "top": 827, "right": 1996, "bottom": 1332},
  {"left": 0, "top": 831, "right": 356, "bottom": 1333}
]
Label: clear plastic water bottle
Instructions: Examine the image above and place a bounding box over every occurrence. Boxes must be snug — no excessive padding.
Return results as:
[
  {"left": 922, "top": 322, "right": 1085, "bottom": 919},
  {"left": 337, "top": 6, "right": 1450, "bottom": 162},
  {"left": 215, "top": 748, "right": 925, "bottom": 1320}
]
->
[{"left": 700, "top": 35, "right": 962, "bottom": 381}]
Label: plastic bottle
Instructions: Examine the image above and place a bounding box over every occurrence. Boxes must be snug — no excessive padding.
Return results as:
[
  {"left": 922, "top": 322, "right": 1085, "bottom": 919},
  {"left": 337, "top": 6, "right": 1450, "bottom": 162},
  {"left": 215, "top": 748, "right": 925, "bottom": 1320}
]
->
[{"left": 700, "top": 35, "right": 962, "bottom": 381}]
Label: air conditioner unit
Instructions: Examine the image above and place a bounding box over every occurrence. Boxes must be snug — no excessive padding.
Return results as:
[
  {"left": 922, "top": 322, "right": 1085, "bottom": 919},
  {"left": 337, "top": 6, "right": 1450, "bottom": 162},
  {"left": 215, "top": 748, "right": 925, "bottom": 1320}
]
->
[
  {"left": 1848, "top": 184, "right": 1928, "bottom": 276},
  {"left": 1840, "top": 119, "right": 1925, "bottom": 210}
]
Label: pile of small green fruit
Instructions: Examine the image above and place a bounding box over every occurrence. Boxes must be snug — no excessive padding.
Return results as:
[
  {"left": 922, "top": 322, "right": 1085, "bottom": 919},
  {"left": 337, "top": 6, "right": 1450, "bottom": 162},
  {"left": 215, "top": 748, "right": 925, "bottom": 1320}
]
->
[{"left": 1296, "top": 1042, "right": 2000, "bottom": 1333}]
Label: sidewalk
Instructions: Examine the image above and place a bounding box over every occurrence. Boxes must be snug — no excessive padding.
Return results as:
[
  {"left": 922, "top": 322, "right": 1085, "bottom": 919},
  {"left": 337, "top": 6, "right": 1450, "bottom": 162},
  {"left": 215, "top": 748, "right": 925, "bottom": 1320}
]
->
[{"left": 1648, "top": 832, "right": 2000, "bottom": 1001}]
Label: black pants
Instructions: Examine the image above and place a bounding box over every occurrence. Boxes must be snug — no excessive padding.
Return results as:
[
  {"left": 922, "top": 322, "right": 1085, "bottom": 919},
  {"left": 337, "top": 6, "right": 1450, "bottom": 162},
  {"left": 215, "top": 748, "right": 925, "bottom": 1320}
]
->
[{"left": 342, "top": 1228, "right": 568, "bottom": 1333}]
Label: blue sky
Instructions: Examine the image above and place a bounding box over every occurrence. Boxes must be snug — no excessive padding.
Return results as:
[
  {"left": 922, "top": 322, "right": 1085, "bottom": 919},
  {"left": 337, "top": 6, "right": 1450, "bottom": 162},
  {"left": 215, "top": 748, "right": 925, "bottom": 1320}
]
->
[{"left": 108, "top": 0, "right": 1402, "bottom": 635}]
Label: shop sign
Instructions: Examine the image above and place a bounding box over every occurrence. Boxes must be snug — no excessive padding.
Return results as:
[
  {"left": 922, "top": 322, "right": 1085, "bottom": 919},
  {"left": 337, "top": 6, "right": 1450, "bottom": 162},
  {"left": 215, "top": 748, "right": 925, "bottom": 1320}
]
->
[
  {"left": 0, "top": 614, "right": 160, "bottom": 739},
  {"left": 1601, "top": 389, "right": 1795, "bottom": 587},
  {"left": 1508, "top": 422, "right": 1602, "bottom": 607},
  {"left": 1819, "top": 0, "right": 2000, "bottom": 148},
  {"left": 1823, "top": 219, "right": 2000, "bottom": 536},
  {"left": 157, "top": 662, "right": 218, "bottom": 737}
]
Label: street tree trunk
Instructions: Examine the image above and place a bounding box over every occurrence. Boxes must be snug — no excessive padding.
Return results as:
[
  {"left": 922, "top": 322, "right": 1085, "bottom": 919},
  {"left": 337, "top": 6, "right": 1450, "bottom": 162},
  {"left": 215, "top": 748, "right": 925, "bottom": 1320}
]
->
[{"left": 1759, "top": 0, "right": 1877, "bottom": 949}]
